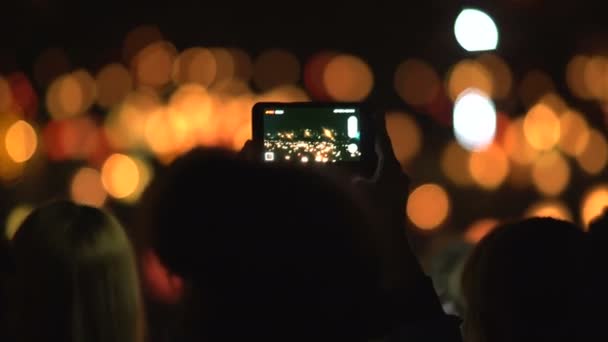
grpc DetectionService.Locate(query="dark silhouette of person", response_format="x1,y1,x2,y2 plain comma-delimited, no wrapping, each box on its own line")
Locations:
138,114,461,341
587,209,608,342
5,201,144,342
461,217,588,342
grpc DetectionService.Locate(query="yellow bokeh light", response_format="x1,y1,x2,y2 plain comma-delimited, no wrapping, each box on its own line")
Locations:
70,167,107,208
46,73,85,119
531,151,570,196
253,49,300,90
465,218,499,244
577,129,608,175
323,54,373,101
172,47,217,87
447,59,493,101
558,110,590,157
477,53,513,99
566,55,592,99
101,154,140,199
526,200,572,222
133,41,177,87
441,140,474,186
105,89,160,150
0,76,12,112
518,70,555,109
124,157,153,203
96,63,133,108
502,117,539,165
385,112,422,165
145,108,177,156
581,185,608,228
583,55,608,100
209,48,236,84
5,204,33,240
5,120,37,163
394,59,440,106
468,144,509,190
538,93,568,115
407,183,450,231
523,103,560,150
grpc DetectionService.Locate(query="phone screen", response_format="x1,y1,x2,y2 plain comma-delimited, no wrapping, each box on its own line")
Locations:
261,105,362,163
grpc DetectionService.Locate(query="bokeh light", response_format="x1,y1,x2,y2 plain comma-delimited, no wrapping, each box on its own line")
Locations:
394,59,440,106
447,60,493,101
526,200,572,221
566,55,592,99
253,49,300,90
70,167,107,207
502,117,539,165
172,47,217,87
96,63,133,109
101,154,140,199
5,120,37,163
0,76,13,112
323,54,373,101
8,73,39,120
531,151,570,196
558,110,590,157
518,70,555,109
105,89,159,150
385,111,422,165
477,53,512,99
453,89,497,151
576,129,608,175
581,185,608,228
209,48,236,85
407,183,450,231
229,48,253,81
123,25,164,64
454,8,499,52
5,204,33,240
46,73,87,120
523,103,560,150
133,41,177,87
468,143,509,190
123,157,153,203
43,116,103,162
303,51,337,100
465,218,499,243
583,55,608,100
441,140,474,186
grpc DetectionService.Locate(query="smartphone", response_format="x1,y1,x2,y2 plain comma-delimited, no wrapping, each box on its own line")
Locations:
252,102,375,174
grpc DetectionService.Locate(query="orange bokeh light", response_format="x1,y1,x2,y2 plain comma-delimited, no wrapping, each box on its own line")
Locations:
468,143,510,190
577,129,608,175
465,218,499,244
172,47,217,87
407,183,450,231
0,76,13,112
583,55,608,100
441,140,474,186
394,59,440,106
70,167,107,208
96,63,133,109
558,110,590,157
526,200,572,222
531,151,570,197
502,117,539,165
5,120,37,163
133,41,177,88
581,185,608,228
101,154,140,199
323,54,373,101
447,59,493,101
123,25,163,65
253,49,301,90
385,112,422,165
46,73,86,120
523,103,560,151
477,53,513,99
518,70,555,109
209,48,236,85
566,55,592,99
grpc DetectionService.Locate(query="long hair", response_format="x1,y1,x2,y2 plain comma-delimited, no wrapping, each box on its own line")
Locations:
8,201,144,342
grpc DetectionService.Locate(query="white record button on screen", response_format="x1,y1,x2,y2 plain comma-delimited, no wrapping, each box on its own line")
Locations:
348,143,358,153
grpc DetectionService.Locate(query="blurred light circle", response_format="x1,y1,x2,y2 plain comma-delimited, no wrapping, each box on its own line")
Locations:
229,48,253,81
468,143,509,190
518,70,555,109
441,140,474,186
5,120,37,163
502,117,538,165
385,112,422,165
70,167,107,207
71,69,97,113
558,110,590,157
453,89,497,151
526,200,572,221
476,53,512,99
123,25,163,65
407,183,450,231
258,85,311,102
0,76,13,112
33,48,71,87
465,218,499,244
531,151,570,196
96,63,133,109
144,107,176,156
5,204,33,240
253,49,300,90
577,129,608,175
581,185,608,228
105,89,160,150
46,73,85,119
43,116,101,161
539,93,568,115
7,73,39,120
523,103,560,150
101,154,140,199
124,157,153,203
394,59,440,106
454,8,499,52
566,55,592,99
447,60,494,101
172,47,217,87
133,41,177,87
323,54,373,101
209,48,236,84
304,51,337,101
583,55,608,100
232,123,252,151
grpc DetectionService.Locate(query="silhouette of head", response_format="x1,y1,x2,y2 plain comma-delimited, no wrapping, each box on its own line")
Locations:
9,201,143,342
461,217,586,342
141,148,387,341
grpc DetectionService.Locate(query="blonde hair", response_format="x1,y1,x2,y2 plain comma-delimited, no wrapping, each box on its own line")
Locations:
9,201,144,342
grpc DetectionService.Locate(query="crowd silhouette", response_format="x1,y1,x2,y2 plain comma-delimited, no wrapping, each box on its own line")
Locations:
0,113,606,341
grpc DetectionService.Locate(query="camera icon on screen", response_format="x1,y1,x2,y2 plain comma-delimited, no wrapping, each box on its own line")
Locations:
264,152,275,161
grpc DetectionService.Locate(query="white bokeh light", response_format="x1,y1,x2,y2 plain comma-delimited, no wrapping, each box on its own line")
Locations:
454,9,499,52
453,89,497,151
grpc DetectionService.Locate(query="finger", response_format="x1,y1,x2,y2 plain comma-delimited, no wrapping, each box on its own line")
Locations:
238,140,255,160
373,113,401,179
